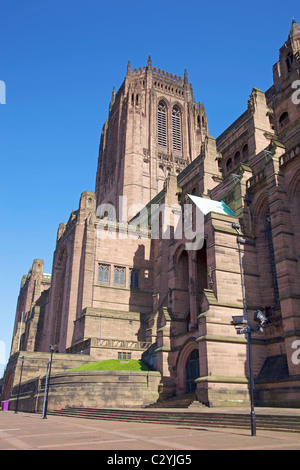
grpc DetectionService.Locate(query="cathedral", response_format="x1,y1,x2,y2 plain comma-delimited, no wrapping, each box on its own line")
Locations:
2,21,300,408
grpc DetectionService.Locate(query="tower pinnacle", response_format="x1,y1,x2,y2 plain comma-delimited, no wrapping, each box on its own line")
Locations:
184,68,188,85
289,18,300,38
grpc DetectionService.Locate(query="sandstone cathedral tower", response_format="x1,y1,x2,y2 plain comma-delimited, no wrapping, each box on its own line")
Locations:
95,56,208,218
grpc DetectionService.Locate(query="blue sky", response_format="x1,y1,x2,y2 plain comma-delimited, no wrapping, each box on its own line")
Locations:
0,0,298,377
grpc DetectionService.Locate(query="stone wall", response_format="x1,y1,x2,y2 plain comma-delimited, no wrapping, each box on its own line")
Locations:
7,369,161,412
255,377,300,408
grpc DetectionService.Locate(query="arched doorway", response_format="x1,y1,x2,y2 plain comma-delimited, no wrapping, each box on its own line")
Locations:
185,349,199,393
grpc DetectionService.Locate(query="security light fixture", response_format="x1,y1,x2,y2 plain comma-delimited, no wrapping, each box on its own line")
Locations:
231,315,247,325
253,309,268,332
254,309,268,326
232,222,241,231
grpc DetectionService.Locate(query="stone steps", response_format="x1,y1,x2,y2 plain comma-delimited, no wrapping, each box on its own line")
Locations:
144,393,197,408
48,407,300,433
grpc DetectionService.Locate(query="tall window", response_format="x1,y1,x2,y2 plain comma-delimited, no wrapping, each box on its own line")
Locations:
265,212,280,308
130,268,139,288
172,106,181,152
98,264,109,284
158,101,167,147
114,266,125,286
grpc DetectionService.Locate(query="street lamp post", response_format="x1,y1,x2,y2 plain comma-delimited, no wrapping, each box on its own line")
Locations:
232,223,268,436
14,355,25,414
232,316,267,436
246,327,256,436
42,344,55,419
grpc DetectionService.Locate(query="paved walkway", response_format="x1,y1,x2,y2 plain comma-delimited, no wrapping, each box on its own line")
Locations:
0,410,300,451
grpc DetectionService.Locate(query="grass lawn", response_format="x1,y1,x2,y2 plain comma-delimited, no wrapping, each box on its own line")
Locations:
70,359,151,372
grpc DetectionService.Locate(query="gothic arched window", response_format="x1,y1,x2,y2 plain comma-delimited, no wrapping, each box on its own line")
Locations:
226,157,233,172
98,264,109,284
242,144,249,160
234,151,240,165
114,266,125,286
172,105,181,152
129,268,139,289
286,52,293,73
158,101,167,147
279,111,289,128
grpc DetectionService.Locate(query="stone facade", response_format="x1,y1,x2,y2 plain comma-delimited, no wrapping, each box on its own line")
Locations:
2,21,300,408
